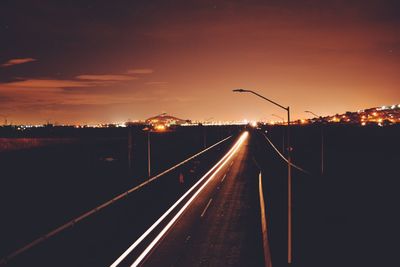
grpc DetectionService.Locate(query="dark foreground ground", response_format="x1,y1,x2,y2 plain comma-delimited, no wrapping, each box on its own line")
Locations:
0,126,240,266
254,124,400,267
1,124,399,266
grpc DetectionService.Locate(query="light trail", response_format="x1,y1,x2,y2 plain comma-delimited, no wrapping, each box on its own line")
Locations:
129,132,248,267
110,132,248,267
259,172,272,267
1,135,233,266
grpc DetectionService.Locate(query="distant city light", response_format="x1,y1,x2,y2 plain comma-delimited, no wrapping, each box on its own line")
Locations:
331,117,340,122
2,103,400,129
154,124,167,131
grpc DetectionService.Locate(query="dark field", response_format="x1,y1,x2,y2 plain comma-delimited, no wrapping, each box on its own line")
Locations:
0,126,239,266
254,124,400,267
1,124,399,266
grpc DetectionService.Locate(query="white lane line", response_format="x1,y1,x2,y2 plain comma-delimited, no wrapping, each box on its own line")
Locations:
110,132,248,267
220,174,227,183
230,161,234,167
259,172,272,267
128,132,248,267
200,198,213,218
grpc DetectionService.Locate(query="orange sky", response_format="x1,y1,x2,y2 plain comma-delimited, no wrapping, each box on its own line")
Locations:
1,1,399,124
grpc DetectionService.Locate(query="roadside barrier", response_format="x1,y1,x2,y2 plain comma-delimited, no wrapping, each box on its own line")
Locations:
262,133,311,175
0,135,232,265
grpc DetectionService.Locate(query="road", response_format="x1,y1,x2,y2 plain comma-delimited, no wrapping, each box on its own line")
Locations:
111,131,266,267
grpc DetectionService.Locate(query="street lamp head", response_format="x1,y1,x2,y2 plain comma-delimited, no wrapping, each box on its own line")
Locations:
233,88,247,93
304,110,321,118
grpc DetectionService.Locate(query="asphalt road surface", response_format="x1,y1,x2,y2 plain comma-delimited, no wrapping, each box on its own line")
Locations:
112,131,266,267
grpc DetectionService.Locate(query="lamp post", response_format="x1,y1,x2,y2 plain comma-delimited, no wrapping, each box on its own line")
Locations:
142,127,152,178
128,126,133,170
271,113,285,154
147,130,151,178
305,110,324,176
203,117,214,149
233,88,293,264
144,125,170,179
0,114,8,125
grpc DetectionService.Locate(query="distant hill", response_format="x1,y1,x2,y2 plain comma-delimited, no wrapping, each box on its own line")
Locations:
145,113,189,126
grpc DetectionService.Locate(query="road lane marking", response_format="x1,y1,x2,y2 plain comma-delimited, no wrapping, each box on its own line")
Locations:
230,161,234,167
220,174,227,183
200,198,213,218
127,132,248,267
110,132,248,267
252,156,261,170
259,172,272,267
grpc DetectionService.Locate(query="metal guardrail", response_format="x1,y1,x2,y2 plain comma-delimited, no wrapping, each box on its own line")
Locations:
0,135,233,265
262,133,311,175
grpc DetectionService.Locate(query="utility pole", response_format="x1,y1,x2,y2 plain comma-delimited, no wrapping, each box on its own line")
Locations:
305,110,324,176
203,125,207,149
272,113,285,154
147,130,151,178
128,127,133,171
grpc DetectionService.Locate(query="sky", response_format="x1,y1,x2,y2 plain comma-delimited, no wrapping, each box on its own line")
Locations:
1,0,399,124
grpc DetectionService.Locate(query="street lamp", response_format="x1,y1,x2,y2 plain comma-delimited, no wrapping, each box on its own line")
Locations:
142,127,154,179
233,88,293,264
143,125,171,178
305,110,324,176
271,114,285,154
128,126,133,171
304,110,320,119
0,114,8,125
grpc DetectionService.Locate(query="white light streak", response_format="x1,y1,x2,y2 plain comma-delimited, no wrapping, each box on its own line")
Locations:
130,132,247,267
110,132,248,267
